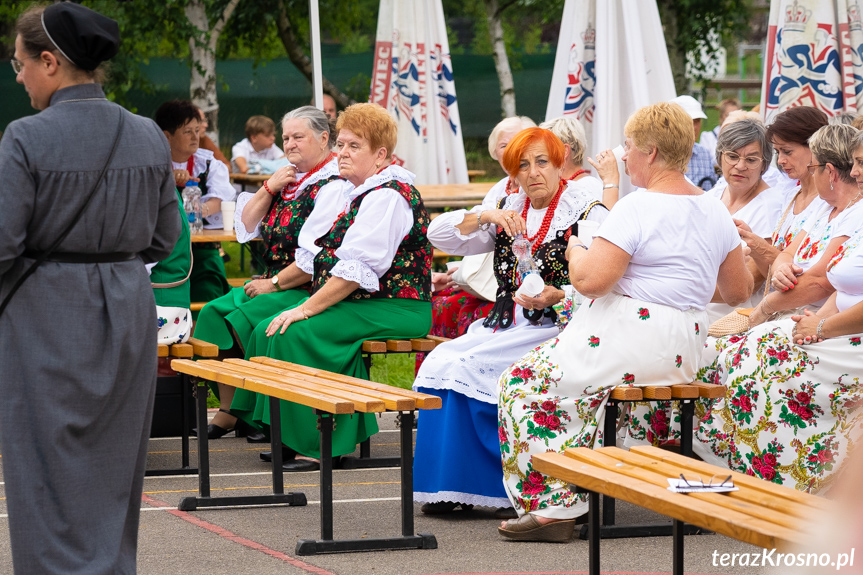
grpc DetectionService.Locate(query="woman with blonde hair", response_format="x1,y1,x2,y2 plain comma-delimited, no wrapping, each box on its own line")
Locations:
230,103,433,470
498,102,752,542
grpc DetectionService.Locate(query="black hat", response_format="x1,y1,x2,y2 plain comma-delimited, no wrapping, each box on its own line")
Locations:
41,2,119,71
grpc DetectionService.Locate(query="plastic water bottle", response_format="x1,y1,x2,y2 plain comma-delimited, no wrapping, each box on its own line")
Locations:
182,181,203,233
512,235,538,283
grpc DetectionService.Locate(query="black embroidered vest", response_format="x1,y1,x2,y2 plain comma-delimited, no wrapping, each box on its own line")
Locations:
312,180,432,301
482,198,604,329
258,175,342,279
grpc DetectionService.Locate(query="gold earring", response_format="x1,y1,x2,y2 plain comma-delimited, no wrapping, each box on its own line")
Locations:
376,163,381,168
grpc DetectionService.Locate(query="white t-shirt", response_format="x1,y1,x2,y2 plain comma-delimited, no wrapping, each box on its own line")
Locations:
172,148,236,229
230,138,283,170
597,191,741,311
826,225,863,312
707,182,784,239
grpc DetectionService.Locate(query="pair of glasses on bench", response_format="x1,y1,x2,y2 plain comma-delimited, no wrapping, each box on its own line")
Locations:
668,473,736,493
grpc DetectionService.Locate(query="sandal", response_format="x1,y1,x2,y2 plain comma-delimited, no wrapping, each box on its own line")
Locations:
498,514,575,543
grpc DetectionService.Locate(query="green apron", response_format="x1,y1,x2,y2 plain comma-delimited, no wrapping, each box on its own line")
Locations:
151,190,192,308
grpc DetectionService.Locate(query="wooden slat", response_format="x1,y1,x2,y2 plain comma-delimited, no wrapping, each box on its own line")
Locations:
226,277,251,288
386,340,413,352
187,337,219,358
206,360,390,412
170,359,354,414
532,451,807,550
690,382,727,399
157,344,170,358
190,302,206,312
362,340,387,353
630,446,831,512
610,387,642,401
221,358,414,410
642,386,672,400
670,384,700,399
579,447,818,523
169,343,194,358
410,338,437,352
425,335,452,346
249,357,442,410
565,448,803,530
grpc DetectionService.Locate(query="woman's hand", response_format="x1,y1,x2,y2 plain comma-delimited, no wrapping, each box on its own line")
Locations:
791,309,821,344
483,209,526,237
432,269,457,292
266,164,297,193
771,261,803,291
514,285,565,310
586,150,620,186
173,169,198,187
244,278,276,299
265,306,305,336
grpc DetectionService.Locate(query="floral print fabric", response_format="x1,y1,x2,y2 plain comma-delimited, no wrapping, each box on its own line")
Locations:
499,292,708,519
694,319,863,492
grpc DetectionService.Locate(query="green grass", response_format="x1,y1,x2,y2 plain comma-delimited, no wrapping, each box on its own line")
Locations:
369,353,419,390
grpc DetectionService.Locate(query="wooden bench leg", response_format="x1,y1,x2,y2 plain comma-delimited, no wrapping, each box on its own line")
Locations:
589,490,601,575
145,371,199,477
178,386,307,511
679,399,694,457
296,409,437,555
673,518,685,575
601,399,618,526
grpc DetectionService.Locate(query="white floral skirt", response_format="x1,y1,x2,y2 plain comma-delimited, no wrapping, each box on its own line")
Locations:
156,306,192,345
498,292,707,519
694,319,863,493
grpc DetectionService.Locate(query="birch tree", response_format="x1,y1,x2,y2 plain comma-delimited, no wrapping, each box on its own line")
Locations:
483,0,516,118
186,0,242,145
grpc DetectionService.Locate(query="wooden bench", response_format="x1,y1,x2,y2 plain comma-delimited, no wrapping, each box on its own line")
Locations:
533,445,828,575
595,383,727,537
149,337,219,476
170,356,441,555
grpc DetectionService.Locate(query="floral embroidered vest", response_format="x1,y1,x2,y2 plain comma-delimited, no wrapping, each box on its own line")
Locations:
483,198,603,330
312,180,432,301
258,175,342,279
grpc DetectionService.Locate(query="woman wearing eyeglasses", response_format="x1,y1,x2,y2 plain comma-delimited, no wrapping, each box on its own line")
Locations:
705,119,784,323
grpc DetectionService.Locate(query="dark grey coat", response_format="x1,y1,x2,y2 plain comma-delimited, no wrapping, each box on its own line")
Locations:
0,83,179,574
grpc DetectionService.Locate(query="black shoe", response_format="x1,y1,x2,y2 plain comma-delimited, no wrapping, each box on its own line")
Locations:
282,459,319,472
420,501,474,514
260,446,298,463
245,430,268,443
206,423,235,440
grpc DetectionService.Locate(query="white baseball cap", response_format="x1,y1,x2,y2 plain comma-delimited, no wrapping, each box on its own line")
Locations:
669,95,707,120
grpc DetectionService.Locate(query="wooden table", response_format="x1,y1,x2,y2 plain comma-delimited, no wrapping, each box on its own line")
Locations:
533,446,829,575
417,182,494,210
189,228,240,243
466,169,486,182
229,172,269,192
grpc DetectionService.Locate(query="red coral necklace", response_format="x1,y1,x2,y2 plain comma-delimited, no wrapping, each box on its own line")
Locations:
282,152,336,200
567,169,587,181
519,179,565,253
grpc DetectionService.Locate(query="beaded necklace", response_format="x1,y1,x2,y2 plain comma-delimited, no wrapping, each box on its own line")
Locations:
519,179,566,254
566,168,588,181
282,152,336,200
505,177,518,195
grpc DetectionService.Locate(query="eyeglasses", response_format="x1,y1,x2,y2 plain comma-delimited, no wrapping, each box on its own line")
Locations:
723,152,763,169
10,55,37,74
807,163,826,175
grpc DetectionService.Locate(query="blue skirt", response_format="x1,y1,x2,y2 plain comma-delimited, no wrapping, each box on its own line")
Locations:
413,387,510,508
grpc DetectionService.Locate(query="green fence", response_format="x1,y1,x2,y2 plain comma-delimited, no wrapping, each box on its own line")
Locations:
1,45,555,145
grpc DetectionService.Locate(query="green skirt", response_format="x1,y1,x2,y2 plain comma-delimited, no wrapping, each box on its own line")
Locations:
232,297,432,458
190,245,230,310
193,286,307,352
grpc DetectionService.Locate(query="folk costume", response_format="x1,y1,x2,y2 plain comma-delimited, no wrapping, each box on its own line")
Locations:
235,165,433,458
0,78,179,575
193,156,343,353
171,148,234,304
498,192,739,520
413,178,607,509
149,188,192,344
694,220,863,493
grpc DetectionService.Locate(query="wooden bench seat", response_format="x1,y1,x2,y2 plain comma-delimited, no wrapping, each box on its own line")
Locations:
170,356,441,556
533,446,826,575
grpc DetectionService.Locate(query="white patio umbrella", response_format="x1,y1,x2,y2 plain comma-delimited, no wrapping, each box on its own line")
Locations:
369,0,470,185
761,0,861,124
545,0,676,196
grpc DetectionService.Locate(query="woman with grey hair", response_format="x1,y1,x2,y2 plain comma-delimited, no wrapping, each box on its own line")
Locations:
193,105,344,443
540,116,610,206
694,123,863,492
705,119,785,322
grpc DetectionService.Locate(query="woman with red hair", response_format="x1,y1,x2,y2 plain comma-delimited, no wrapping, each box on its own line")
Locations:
413,127,608,516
